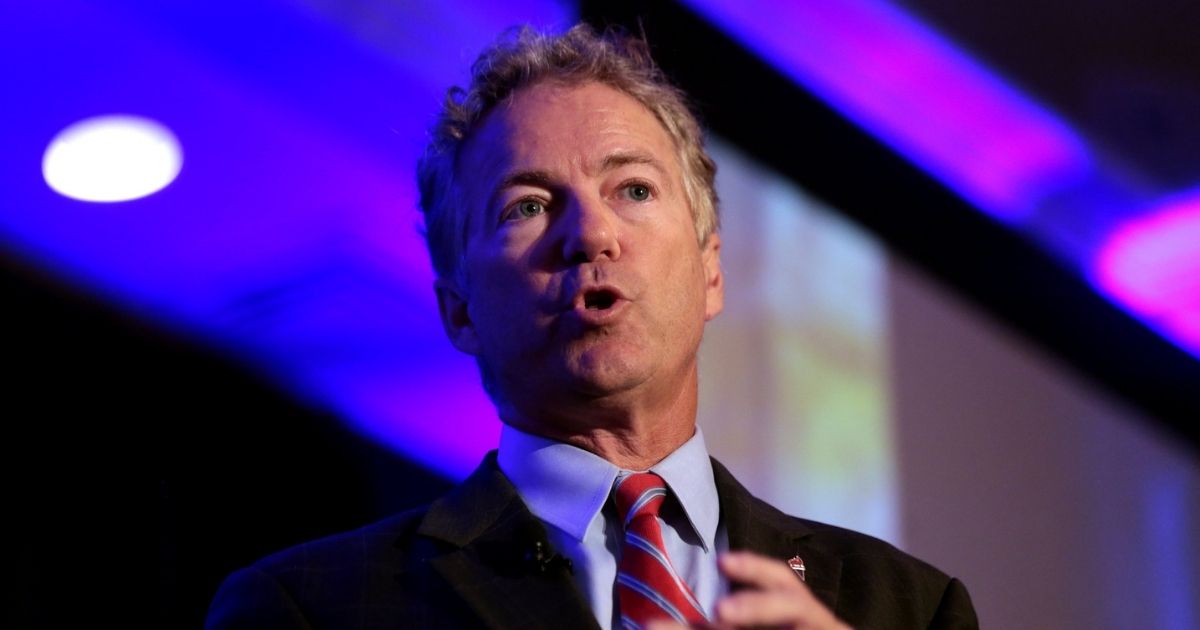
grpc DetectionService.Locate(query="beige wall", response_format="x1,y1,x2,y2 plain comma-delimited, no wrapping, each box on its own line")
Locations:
889,255,1200,629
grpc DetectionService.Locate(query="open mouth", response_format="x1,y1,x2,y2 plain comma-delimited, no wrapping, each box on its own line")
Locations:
583,289,618,310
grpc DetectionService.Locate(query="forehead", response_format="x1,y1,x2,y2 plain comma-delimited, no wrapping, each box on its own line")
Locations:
458,81,680,182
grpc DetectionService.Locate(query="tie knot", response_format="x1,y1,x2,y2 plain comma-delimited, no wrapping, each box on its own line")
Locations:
614,472,668,526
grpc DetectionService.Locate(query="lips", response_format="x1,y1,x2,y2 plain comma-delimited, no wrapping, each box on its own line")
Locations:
567,284,629,325
583,288,618,310
571,284,627,311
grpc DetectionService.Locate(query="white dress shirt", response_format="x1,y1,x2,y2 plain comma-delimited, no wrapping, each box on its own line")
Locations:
497,424,729,630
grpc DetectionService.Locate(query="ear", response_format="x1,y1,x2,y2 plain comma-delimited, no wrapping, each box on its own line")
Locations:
434,278,481,356
701,232,724,321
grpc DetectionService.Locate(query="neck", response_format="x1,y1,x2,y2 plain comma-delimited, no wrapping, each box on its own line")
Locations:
501,367,699,470
558,418,696,471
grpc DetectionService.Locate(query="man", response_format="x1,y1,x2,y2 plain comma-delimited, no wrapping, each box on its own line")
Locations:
207,24,977,629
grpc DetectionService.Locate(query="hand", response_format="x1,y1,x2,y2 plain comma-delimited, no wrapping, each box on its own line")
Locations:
647,551,852,630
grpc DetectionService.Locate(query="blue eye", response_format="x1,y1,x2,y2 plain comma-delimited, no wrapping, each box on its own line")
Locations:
624,183,652,201
514,199,545,219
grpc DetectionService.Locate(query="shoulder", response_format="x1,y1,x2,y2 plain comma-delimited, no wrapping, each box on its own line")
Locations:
712,459,977,629
800,519,978,630
713,456,947,578
792,513,979,624
205,454,520,630
253,507,428,575
763,504,977,629
205,507,433,630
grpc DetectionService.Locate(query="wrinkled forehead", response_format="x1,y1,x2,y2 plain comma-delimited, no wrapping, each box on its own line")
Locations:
456,81,681,189
455,103,521,190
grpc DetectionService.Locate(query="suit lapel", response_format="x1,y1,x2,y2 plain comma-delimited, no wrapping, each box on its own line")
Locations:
712,458,842,611
407,452,842,627
415,452,600,630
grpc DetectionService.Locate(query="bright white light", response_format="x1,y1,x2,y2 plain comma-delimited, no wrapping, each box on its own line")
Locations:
43,115,183,202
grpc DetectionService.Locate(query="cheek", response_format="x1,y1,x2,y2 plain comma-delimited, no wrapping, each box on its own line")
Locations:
471,256,532,300
464,255,542,325
648,250,708,321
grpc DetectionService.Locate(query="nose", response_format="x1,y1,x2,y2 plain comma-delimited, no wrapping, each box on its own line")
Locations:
559,193,621,264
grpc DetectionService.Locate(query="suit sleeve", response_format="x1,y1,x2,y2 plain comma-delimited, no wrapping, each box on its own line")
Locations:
204,566,314,630
927,577,979,630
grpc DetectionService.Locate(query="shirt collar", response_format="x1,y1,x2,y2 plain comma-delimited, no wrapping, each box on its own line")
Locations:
497,424,720,552
647,428,719,553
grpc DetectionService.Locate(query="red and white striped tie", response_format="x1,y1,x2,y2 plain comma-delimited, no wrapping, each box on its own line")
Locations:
614,472,707,629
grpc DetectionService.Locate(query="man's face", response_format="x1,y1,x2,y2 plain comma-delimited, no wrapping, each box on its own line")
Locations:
438,81,723,427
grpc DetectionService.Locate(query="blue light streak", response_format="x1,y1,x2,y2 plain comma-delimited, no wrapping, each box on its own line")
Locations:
680,0,1093,222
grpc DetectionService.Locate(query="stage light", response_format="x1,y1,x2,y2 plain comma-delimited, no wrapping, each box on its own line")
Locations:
1097,191,1200,356
43,115,183,203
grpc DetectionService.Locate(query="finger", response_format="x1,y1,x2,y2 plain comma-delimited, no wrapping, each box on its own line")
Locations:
716,590,840,629
719,551,808,592
645,620,727,630
716,590,803,625
645,621,690,630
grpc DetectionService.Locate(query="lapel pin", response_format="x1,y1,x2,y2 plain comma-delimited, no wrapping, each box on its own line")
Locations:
787,556,806,583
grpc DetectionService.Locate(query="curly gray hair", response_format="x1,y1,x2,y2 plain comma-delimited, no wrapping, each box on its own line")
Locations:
416,23,719,287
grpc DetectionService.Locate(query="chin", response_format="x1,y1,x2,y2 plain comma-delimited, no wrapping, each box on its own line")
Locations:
561,354,649,398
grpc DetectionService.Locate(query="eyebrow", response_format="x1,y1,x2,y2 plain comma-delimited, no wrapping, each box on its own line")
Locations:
600,150,670,179
495,169,556,195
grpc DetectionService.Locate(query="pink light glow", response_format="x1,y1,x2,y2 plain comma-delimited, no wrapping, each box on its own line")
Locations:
1097,193,1200,357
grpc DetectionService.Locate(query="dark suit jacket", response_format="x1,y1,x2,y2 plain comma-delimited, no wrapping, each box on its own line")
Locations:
206,453,977,629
